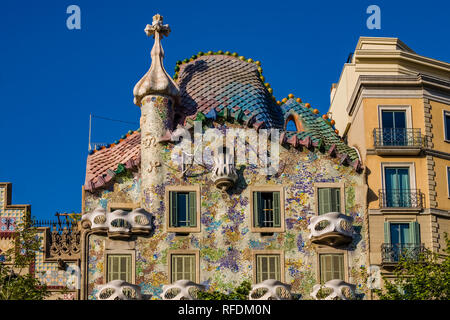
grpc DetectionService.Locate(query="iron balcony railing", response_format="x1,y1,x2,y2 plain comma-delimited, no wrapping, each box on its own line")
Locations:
373,128,423,148
381,243,425,263
379,189,423,209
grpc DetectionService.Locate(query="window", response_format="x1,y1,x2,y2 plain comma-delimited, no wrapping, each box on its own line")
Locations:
107,202,138,212
166,186,200,233
319,254,344,283
107,254,132,282
171,254,196,282
286,120,298,132
169,191,196,228
317,188,341,214
253,191,281,229
447,167,450,198
444,111,450,141
383,221,421,262
255,254,280,283
384,167,411,207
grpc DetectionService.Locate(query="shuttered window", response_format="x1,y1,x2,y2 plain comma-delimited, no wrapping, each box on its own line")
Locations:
171,254,196,282
319,254,344,284
318,188,341,214
256,254,280,283
253,192,281,228
107,254,132,282
169,191,197,228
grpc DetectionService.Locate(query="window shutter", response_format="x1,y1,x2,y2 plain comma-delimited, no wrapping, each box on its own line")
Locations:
188,192,197,227
409,222,420,245
273,192,281,227
253,192,262,227
318,188,331,214
170,191,178,227
384,222,390,243
331,188,341,212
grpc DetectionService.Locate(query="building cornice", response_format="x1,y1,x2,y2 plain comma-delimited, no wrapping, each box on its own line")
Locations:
346,74,450,116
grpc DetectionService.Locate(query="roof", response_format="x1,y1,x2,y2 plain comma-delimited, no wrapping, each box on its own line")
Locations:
84,131,141,191
84,53,362,191
175,53,284,129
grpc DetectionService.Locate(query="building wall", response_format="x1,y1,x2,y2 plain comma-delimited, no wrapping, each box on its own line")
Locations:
83,133,367,300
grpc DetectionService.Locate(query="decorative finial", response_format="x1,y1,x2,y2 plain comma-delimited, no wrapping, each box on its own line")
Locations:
133,14,179,107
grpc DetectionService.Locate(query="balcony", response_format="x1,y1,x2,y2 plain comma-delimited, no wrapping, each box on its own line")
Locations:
378,189,423,212
381,243,425,266
373,128,423,155
308,212,354,247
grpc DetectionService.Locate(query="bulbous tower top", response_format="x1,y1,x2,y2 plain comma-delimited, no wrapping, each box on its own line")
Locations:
133,14,180,107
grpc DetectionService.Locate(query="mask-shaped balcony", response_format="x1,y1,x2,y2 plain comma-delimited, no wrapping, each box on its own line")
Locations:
211,147,238,191
81,207,153,238
308,212,353,246
162,280,205,300
311,279,356,300
248,279,292,300
96,280,142,300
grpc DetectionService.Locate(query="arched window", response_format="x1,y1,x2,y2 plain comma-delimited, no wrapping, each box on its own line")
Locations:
286,119,298,132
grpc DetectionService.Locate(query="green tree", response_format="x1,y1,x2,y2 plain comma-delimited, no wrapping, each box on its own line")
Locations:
373,234,450,300
0,219,49,300
197,280,252,300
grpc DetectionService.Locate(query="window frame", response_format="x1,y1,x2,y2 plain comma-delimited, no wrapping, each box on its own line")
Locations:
314,182,345,215
104,250,136,284
444,110,450,142
377,105,413,130
249,186,285,233
107,202,140,212
315,247,348,284
252,250,285,283
380,162,416,194
168,250,200,283
447,166,450,198
165,185,201,233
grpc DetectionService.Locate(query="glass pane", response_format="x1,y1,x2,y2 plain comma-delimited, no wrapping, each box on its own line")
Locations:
394,111,406,129
177,193,188,226
445,114,450,140
261,193,274,227
382,111,394,128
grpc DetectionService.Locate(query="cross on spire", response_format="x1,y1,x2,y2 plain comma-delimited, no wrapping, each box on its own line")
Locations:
144,14,171,39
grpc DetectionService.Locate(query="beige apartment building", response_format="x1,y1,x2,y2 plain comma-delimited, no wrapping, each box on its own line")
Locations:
329,37,450,289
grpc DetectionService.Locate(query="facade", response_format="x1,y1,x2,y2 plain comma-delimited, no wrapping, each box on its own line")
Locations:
79,15,368,300
328,37,450,293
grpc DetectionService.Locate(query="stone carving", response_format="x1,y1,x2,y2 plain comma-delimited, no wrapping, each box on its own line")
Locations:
308,212,353,246
310,279,356,300
81,207,152,235
211,147,238,190
162,280,205,300
146,161,161,173
133,14,180,107
49,227,81,258
248,279,292,300
96,280,142,300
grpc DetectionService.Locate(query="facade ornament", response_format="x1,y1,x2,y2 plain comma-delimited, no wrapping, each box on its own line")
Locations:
49,227,81,257
147,161,161,173
248,279,292,300
133,14,180,107
81,207,153,236
162,280,205,300
308,212,353,246
96,280,142,300
211,147,238,190
310,279,356,300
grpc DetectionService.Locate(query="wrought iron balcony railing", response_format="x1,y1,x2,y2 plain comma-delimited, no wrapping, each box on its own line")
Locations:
381,243,425,264
378,189,423,209
373,128,423,148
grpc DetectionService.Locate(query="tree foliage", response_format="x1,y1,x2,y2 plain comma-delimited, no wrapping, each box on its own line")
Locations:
197,280,252,300
373,234,450,300
0,219,49,300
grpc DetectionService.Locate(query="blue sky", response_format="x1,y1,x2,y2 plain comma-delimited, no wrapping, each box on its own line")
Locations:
1,0,449,220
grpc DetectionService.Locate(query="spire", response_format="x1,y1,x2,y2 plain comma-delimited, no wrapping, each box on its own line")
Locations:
133,14,180,107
